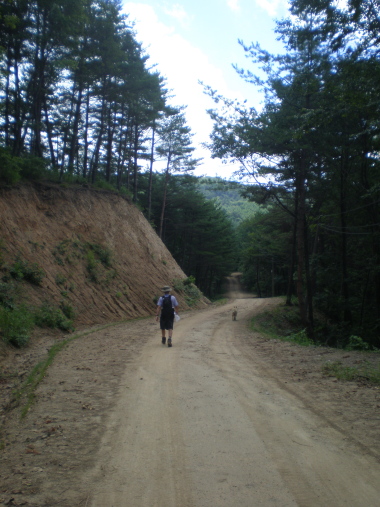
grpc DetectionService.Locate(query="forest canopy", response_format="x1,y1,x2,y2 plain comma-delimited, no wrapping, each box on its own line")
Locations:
2,0,380,348
0,0,235,299
205,0,380,348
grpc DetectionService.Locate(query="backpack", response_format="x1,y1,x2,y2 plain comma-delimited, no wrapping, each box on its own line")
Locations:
161,294,174,318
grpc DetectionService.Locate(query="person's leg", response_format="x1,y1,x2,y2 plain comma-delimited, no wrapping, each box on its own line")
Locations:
168,318,174,346
160,318,166,344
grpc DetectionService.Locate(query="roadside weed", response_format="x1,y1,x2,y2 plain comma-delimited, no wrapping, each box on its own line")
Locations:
322,360,380,385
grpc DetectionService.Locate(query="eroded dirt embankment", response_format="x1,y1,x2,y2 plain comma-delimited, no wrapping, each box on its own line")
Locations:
0,182,208,326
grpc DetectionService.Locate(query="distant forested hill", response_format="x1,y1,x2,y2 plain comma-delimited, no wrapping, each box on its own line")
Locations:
197,177,259,224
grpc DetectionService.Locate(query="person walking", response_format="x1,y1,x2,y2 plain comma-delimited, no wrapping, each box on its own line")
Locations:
156,286,179,347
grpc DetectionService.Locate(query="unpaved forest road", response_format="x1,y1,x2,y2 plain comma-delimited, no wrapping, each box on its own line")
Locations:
1,275,380,506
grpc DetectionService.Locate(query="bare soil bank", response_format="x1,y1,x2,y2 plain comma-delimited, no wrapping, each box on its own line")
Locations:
0,182,208,326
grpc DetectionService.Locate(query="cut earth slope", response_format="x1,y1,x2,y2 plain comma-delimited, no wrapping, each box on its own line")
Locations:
0,182,208,326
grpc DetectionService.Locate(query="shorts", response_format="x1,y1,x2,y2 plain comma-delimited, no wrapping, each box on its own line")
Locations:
160,315,174,330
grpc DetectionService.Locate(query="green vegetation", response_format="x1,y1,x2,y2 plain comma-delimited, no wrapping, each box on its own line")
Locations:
9,257,45,285
53,239,113,284
55,273,67,286
0,148,47,185
33,302,74,332
15,323,121,418
251,303,304,342
204,0,380,350
2,0,379,356
0,280,17,310
140,174,237,298
252,313,315,347
172,277,203,307
197,177,260,225
0,237,118,348
59,301,76,321
0,305,34,347
322,361,380,385
87,243,112,268
0,247,76,345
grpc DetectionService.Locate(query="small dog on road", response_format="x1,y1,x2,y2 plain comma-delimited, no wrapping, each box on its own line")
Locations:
232,307,237,321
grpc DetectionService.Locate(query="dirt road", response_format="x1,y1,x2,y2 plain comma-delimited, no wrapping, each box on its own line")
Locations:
1,276,380,506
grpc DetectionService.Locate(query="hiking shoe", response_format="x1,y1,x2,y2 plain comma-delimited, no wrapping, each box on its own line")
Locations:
162,337,166,345
168,338,172,347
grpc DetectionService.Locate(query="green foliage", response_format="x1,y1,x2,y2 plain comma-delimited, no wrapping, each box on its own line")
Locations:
0,0,168,189
0,281,16,309
204,4,380,349
87,243,112,268
251,304,315,346
18,156,48,181
0,148,48,184
197,177,260,225
16,322,121,418
237,207,292,297
0,306,34,347
286,329,314,347
346,336,370,351
34,302,74,332
55,273,67,285
322,361,380,385
86,250,99,282
52,239,113,284
59,301,76,320
0,148,21,184
94,180,117,192
172,278,202,307
141,173,237,298
9,258,45,285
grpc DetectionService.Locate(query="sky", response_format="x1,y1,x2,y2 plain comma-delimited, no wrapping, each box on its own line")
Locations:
121,0,290,180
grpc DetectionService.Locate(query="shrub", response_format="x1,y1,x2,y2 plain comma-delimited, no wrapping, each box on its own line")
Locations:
172,278,202,307
0,306,34,347
9,259,24,281
0,281,16,309
34,302,74,332
94,180,116,192
10,258,45,285
59,301,76,320
18,155,48,181
0,148,21,185
183,276,196,286
0,149,48,184
55,273,67,285
86,250,99,282
346,335,370,351
285,328,314,346
87,243,112,267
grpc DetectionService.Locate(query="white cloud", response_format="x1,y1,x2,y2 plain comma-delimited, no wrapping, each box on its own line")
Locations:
227,0,240,12
164,3,192,28
122,2,244,177
255,0,287,17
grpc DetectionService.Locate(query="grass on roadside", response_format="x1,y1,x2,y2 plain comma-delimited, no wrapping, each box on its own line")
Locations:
250,302,312,345
14,322,126,419
322,360,380,385
251,300,380,385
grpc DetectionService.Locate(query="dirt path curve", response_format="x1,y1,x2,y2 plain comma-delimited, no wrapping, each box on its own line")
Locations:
1,274,380,506
83,276,379,507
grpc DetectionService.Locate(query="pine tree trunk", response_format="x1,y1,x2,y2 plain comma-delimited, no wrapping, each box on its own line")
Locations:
159,156,171,239
148,123,156,220
295,157,308,330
